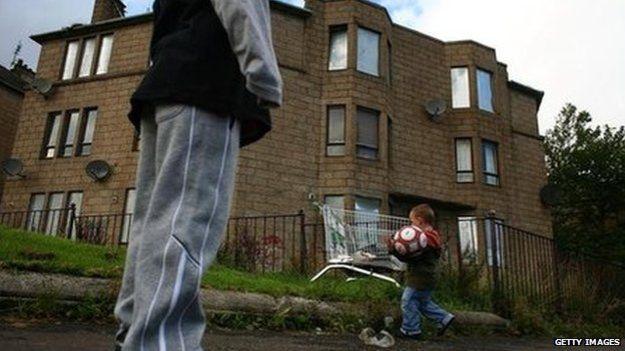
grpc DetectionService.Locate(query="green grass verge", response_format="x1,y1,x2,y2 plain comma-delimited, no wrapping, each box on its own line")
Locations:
0,226,401,304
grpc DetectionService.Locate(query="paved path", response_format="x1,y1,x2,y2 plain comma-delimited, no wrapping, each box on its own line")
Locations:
0,321,564,351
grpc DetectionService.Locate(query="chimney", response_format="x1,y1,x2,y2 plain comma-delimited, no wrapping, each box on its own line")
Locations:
91,0,126,23
11,59,36,83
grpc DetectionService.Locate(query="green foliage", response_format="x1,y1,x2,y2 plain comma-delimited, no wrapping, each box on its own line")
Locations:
0,226,125,278
544,103,625,262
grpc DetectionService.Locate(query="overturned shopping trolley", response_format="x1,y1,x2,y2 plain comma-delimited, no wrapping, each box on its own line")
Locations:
310,205,409,287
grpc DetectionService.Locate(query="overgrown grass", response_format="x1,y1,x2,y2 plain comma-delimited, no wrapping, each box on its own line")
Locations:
0,226,125,278
3,226,622,335
0,226,401,304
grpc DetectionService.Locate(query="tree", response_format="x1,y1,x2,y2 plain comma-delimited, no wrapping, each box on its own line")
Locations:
544,103,625,262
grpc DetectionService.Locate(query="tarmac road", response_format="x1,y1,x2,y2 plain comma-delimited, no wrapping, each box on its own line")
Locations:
0,321,586,351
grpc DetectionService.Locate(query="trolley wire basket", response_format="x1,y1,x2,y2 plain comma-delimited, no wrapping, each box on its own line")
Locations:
310,204,409,287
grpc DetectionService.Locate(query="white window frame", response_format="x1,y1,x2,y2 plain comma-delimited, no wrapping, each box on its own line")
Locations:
62,40,80,80
451,67,470,108
43,112,63,159
78,37,97,77
326,105,346,156
477,68,494,112
26,193,46,232
45,192,65,236
328,26,348,71
96,34,114,75
455,138,474,183
357,27,380,76
458,216,479,262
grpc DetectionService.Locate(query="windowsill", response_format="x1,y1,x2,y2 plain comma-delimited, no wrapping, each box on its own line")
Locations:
38,154,92,161
356,156,381,165
328,68,349,73
355,70,382,80
54,68,148,86
450,107,499,117
478,108,496,116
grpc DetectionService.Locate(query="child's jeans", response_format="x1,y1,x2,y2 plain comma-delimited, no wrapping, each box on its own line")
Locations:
400,287,454,335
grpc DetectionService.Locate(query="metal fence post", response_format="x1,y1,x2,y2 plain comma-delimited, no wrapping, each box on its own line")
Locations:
67,203,77,240
551,241,563,313
298,210,307,273
487,214,502,313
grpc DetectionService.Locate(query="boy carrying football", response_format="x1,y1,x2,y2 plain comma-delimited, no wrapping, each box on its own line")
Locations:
386,204,455,340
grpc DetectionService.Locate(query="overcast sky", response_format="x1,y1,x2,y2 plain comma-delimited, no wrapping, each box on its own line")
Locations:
1,0,623,134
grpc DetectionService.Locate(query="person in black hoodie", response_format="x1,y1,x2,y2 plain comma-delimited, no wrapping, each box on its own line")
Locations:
114,1,282,350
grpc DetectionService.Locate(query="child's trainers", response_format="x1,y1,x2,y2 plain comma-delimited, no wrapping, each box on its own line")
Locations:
399,330,422,340
437,315,455,336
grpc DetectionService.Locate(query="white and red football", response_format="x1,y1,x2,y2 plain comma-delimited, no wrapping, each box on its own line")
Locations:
392,225,427,256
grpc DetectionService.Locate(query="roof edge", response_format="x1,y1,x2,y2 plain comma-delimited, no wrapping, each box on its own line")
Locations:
31,0,311,44
31,13,154,43
508,80,544,109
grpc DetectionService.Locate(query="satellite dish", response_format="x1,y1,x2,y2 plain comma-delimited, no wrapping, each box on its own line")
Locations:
540,184,562,207
32,78,55,98
425,99,447,122
86,160,112,182
1,158,25,178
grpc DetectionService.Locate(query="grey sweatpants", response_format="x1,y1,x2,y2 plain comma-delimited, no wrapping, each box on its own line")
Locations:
114,104,240,351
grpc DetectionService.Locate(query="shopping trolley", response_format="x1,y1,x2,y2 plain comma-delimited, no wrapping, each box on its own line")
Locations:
310,204,410,287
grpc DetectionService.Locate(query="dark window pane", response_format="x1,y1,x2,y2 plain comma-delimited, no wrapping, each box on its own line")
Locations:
482,140,499,185
357,108,379,159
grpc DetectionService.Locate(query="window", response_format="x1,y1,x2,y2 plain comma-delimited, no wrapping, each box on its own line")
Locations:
60,111,80,157
324,195,344,210
43,113,63,158
356,107,379,159
326,106,346,156
387,117,393,165
455,138,474,183
121,188,137,244
45,193,64,236
355,196,380,214
328,26,348,71
482,140,499,186
78,38,97,77
387,41,392,84
26,194,46,232
66,191,83,239
451,67,470,108
78,109,98,156
96,34,114,75
354,196,381,248
477,68,493,112
62,40,80,80
485,218,504,267
62,35,114,79
357,27,380,76
458,217,478,262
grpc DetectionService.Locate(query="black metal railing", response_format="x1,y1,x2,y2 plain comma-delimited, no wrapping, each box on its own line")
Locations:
2,206,623,319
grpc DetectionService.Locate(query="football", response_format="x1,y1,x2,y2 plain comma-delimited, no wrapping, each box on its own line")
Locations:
392,225,428,256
